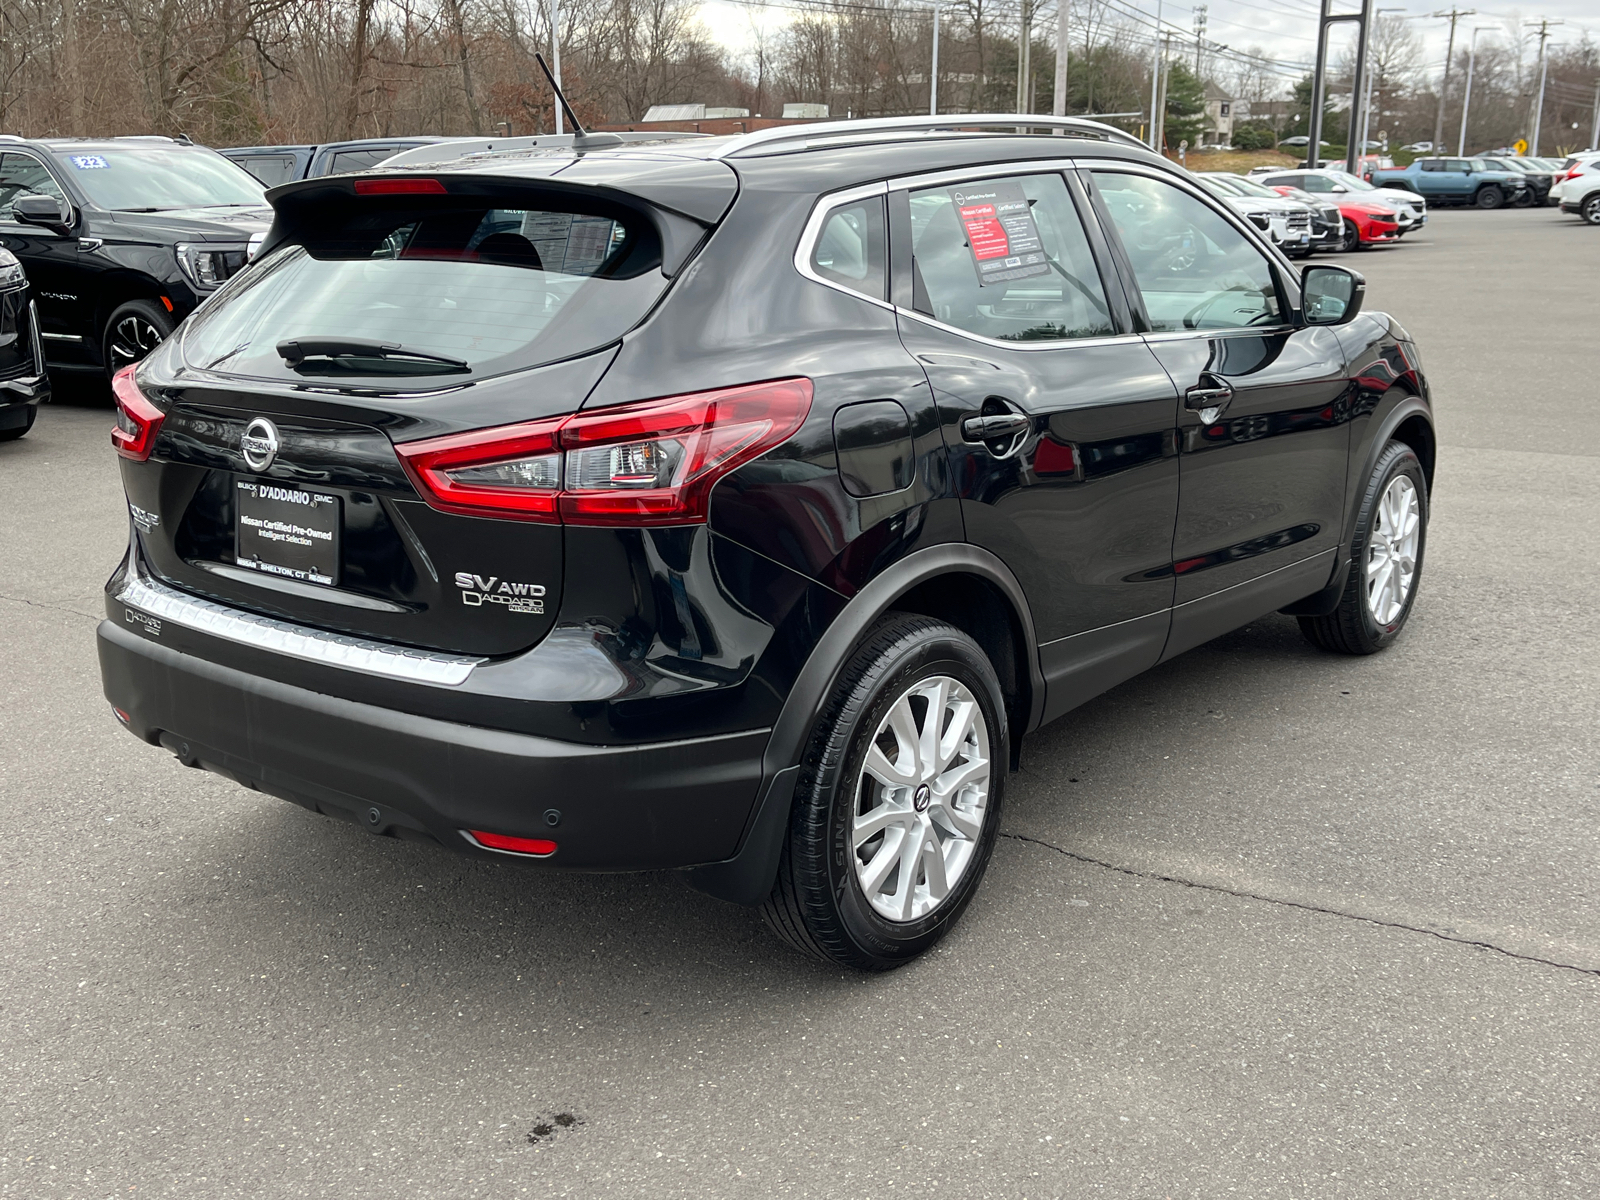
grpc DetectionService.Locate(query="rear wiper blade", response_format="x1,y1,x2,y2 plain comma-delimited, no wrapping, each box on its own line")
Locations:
276,338,469,372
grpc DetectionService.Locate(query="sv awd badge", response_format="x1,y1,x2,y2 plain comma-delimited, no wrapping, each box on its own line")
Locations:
454,572,546,614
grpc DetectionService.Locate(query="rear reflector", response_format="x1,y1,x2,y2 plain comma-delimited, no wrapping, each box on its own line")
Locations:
467,830,558,856
110,365,166,461
353,177,448,195
395,378,813,526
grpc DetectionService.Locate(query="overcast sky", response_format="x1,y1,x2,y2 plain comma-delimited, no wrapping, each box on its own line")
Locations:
698,0,1600,97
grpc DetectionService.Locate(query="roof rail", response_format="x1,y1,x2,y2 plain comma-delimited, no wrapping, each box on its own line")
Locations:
0,134,28,143
710,114,1151,158
379,130,710,170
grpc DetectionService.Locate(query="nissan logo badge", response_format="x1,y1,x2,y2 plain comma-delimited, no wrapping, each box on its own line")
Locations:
241,417,280,472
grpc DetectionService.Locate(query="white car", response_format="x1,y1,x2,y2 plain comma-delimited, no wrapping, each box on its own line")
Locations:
1552,153,1600,223
1192,173,1314,255
1252,168,1428,235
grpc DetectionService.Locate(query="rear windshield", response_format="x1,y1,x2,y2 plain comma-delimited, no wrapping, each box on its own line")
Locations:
181,198,667,383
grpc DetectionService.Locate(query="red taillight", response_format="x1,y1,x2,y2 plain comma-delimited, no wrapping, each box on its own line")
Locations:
110,365,165,461
394,378,813,526
353,177,448,195
394,417,565,520
468,830,558,856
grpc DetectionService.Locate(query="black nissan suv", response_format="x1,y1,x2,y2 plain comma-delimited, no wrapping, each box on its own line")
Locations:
0,135,270,379
98,117,1436,970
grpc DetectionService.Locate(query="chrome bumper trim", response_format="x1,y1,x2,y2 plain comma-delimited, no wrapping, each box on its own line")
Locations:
116,572,483,686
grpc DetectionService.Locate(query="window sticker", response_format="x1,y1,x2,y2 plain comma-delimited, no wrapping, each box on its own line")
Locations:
70,155,109,169
952,180,1051,286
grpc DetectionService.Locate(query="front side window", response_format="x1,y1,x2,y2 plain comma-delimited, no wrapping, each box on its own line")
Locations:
1093,171,1282,334
809,199,886,300
0,154,65,222
906,172,1114,343
181,200,664,383
45,146,263,210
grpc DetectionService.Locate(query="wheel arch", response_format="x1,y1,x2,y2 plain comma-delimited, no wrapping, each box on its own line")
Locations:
684,543,1045,906
93,279,179,364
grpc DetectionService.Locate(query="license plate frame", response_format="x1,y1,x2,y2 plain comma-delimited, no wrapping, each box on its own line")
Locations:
233,477,342,587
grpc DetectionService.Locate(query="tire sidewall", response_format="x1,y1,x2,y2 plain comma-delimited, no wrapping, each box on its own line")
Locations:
102,299,175,379
1476,186,1503,210
819,629,1007,964
1350,445,1428,648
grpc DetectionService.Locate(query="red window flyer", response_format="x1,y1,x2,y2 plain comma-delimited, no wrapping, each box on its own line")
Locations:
951,180,1052,287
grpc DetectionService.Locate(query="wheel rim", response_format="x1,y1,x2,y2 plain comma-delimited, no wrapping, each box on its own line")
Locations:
1365,475,1421,626
108,315,165,370
851,674,991,924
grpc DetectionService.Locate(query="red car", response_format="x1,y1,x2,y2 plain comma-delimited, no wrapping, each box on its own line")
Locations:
1268,186,1398,252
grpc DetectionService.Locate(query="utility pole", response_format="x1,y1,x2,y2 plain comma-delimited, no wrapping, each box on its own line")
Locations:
930,0,942,115
1591,79,1600,150
1052,0,1069,118
1148,0,1164,148
1525,19,1561,156
1016,0,1033,113
1430,8,1473,154
1193,5,1207,77
1153,33,1172,153
1457,27,1481,155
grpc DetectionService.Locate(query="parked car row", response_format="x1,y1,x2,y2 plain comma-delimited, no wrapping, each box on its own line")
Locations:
1236,166,1429,252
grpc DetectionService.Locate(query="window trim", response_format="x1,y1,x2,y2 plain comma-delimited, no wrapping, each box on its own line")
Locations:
792,181,895,313
798,163,1144,354
1082,160,1302,339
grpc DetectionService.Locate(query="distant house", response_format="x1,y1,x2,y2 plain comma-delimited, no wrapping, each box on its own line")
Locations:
640,104,751,121
1202,82,1235,148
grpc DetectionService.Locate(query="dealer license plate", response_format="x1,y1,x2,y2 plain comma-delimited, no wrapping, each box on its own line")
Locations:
234,478,341,586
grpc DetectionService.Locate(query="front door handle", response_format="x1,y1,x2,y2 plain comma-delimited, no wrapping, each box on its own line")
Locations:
961,412,1030,442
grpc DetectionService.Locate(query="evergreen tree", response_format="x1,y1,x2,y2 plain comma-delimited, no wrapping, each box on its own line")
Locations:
1162,60,1206,149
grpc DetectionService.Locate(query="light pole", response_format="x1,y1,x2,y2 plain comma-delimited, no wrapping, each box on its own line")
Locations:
1052,0,1069,119
1148,0,1163,148
1456,27,1481,155
550,0,563,134
930,0,942,115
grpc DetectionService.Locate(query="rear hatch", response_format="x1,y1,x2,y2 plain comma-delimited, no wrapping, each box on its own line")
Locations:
120,160,736,658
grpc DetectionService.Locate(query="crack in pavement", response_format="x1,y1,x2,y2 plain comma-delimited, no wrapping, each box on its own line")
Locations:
1001,831,1600,979
0,592,102,623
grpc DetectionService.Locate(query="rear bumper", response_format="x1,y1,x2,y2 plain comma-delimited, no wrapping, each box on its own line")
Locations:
98,617,770,870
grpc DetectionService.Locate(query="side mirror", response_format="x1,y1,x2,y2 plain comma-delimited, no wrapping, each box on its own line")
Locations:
1331,184,1348,193
12,193,73,234
1302,264,1365,326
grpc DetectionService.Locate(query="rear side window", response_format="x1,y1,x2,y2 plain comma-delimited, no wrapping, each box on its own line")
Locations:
809,199,886,301
905,172,1114,343
181,197,667,383
327,148,397,174
239,155,300,187
1420,161,1443,172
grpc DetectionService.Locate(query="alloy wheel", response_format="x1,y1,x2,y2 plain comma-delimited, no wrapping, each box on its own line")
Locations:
851,674,991,923
1366,475,1421,626
1584,196,1600,225
108,315,165,370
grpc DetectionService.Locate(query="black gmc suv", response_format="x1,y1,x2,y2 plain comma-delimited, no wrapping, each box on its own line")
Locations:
98,117,1435,970
0,136,270,379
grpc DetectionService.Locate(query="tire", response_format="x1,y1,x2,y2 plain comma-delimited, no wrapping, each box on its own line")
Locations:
1298,440,1428,656
102,300,174,379
1339,219,1362,252
761,613,1008,970
0,406,35,442
1512,188,1534,208
1475,186,1505,210
1583,195,1600,226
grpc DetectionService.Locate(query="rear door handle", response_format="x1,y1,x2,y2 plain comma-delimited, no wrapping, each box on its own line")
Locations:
1184,378,1235,422
961,412,1031,442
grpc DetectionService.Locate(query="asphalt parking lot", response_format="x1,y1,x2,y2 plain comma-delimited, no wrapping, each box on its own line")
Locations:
3,205,1598,1198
